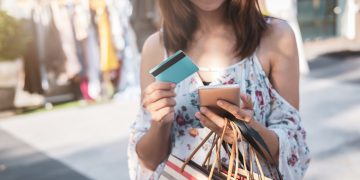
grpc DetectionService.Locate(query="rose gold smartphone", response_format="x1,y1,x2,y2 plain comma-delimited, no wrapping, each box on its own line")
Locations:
198,84,240,117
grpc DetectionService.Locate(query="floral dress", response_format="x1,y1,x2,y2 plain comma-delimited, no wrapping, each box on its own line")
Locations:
128,53,311,180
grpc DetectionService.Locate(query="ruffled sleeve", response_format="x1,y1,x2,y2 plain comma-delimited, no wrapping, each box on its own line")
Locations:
127,107,166,180
266,90,311,180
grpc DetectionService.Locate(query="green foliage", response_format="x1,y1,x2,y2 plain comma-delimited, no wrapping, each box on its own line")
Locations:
0,10,30,61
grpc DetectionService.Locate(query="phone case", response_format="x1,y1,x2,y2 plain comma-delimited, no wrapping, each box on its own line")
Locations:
198,84,240,117
149,50,199,84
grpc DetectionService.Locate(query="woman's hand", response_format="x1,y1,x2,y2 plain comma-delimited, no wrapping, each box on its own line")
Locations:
137,82,176,170
142,82,177,124
195,93,254,143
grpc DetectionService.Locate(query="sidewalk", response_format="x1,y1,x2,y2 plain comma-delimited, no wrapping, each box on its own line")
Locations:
301,77,360,179
301,51,360,179
0,100,139,180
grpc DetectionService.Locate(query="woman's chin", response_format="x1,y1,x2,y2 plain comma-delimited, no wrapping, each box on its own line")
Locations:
190,0,226,12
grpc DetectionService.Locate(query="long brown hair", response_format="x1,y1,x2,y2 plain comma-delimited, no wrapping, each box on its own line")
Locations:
158,0,267,59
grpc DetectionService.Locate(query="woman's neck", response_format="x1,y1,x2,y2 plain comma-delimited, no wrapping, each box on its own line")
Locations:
195,3,228,33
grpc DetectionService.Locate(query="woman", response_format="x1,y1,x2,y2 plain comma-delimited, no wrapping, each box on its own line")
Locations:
128,0,310,179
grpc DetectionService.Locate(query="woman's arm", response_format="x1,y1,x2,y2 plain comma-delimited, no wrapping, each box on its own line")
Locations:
136,115,173,170
135,32,176,170
252,18,300,163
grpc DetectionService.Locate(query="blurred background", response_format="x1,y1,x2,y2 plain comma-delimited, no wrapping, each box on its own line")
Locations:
0,0,359,179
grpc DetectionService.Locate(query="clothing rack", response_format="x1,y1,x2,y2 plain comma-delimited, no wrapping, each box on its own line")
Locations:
22,0,139,105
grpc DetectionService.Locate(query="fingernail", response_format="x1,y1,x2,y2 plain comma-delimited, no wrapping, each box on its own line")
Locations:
200,107,207,113
195,112,201,118
217,100,223,106
171,83,176,88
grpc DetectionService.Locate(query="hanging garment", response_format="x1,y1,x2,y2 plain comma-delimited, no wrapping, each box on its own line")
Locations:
23,4,53,94
81,26,102,100
72,0,102,100
90,0,119,73
23,16,44,94
51,2,81,79
106,0,126,53
79,76,92,101
44,6,67,82
108,0,141,99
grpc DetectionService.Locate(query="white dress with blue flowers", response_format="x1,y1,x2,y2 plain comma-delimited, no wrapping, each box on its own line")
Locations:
128,53,310,180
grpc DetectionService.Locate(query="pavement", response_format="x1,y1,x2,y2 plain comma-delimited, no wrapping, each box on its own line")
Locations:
0,54,359,180
0,101,139,180
302,52,360,180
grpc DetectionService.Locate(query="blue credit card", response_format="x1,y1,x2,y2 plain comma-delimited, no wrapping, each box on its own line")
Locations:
149,50,199,84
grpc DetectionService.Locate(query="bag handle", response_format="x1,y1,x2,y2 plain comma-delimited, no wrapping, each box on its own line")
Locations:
180,117,283,180
181,131,215,171
234,120,283,180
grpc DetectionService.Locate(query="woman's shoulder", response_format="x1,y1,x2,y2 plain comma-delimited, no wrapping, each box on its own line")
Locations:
141,31,166,73
260,18,297,63
263,18,296,47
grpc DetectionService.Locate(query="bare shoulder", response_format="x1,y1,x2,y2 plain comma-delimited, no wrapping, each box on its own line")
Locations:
266,18,295,38
140,32,166,91
262,18,297,58
262,18,298,61
141,31,165,69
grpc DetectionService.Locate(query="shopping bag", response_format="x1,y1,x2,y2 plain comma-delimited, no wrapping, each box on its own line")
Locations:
160,119,282,180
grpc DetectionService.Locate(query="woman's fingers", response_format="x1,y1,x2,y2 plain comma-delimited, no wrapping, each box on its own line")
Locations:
142,90,176,107
142,82,176,109
151,107,175,122
147,98,176,112
199,107,225,128
217,94,254,124
195,112,221,133
144,82,175,95
195,111,236,143
217,100,243,119
240,93,253,109
141,82,177,123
